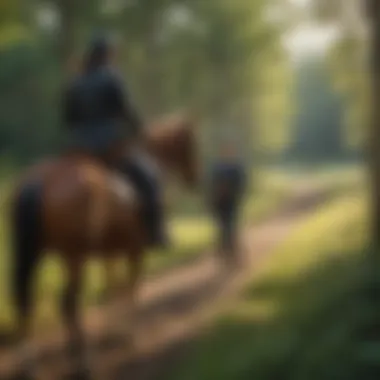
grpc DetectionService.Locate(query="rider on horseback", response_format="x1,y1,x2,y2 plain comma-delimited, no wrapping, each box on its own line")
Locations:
63,34,168,249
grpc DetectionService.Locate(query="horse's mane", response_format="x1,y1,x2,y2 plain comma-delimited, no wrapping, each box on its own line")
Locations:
146,112,193,141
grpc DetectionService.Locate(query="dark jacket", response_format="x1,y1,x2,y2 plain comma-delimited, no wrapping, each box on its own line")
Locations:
209,160,246,211
63,66,142,154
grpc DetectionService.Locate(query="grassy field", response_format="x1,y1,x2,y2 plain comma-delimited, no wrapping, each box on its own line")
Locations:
170,187,369,380
0,166,364,333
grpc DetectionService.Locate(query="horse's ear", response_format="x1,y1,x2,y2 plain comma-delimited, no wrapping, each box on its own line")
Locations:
183,108,200,129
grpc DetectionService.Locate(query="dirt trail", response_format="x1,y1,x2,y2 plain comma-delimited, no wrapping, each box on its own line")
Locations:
0,184,332,380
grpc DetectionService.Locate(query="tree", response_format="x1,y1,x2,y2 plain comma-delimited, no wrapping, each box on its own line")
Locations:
311,1,380,248
0,0,291,169
286,57,345,163
366,0,380,251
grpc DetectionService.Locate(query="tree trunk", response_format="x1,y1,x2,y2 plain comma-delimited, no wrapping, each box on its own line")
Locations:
56,0,77,74
367,0,380,254
366,4,380,338
142,16,163,119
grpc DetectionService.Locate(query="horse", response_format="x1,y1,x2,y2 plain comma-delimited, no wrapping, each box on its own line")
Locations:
9,113,198,377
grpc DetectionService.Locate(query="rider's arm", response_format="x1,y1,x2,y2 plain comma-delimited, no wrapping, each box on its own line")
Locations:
109,74,143,137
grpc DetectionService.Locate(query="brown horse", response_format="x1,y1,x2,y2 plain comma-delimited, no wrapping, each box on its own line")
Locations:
10,113,198,377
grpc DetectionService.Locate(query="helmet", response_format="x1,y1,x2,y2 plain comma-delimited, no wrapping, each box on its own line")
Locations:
84,32,116,70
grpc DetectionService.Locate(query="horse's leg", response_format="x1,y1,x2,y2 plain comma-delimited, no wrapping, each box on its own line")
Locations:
95,255,129,350
13,252,40,380
123,247,143,345
61,255,89,379
105,257,125,299
96,257,118,304
12,180,43,379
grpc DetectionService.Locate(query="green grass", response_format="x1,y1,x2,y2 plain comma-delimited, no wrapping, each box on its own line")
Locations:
170,189,369,380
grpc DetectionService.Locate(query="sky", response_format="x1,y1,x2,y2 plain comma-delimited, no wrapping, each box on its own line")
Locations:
284,24,338,60
285,0,339,60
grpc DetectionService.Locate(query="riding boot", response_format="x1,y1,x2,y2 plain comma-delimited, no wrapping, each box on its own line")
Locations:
146,193,169,249
119,158,170,250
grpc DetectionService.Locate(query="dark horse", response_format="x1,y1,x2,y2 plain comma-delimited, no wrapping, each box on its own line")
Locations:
9,113,198,377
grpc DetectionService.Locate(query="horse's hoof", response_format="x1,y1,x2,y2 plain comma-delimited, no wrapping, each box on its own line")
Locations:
96,333,125,352
123,330,137,351
35,346,60,366
64,368,91,380
10,370,33,380
64,341,85,359
94,292,109,305
0,331,18,348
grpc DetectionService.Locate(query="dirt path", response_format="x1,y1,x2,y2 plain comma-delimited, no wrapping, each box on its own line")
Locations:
0,185,332,380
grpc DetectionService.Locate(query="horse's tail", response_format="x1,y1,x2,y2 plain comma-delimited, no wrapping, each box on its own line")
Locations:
11,180,43,322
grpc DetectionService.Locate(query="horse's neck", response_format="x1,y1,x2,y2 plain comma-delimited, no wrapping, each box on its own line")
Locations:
63,151,114,170
63,151,96,162
142,136,166,168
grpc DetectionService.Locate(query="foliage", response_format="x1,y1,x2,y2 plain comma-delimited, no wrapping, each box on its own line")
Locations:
327,34,368,148
311,0,368,149
170,187,369,380
0,0,294,165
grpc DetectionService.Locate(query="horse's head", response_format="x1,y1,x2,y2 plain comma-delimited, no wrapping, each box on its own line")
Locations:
174,117,198,188
145,113,199,189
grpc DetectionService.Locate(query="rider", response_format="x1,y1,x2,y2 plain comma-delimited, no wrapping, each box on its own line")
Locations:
62,34,168,249
209,141,246,254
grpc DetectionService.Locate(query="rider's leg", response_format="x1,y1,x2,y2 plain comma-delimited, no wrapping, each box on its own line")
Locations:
225,208,237,252
218,204,236,253
119,158,169,249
